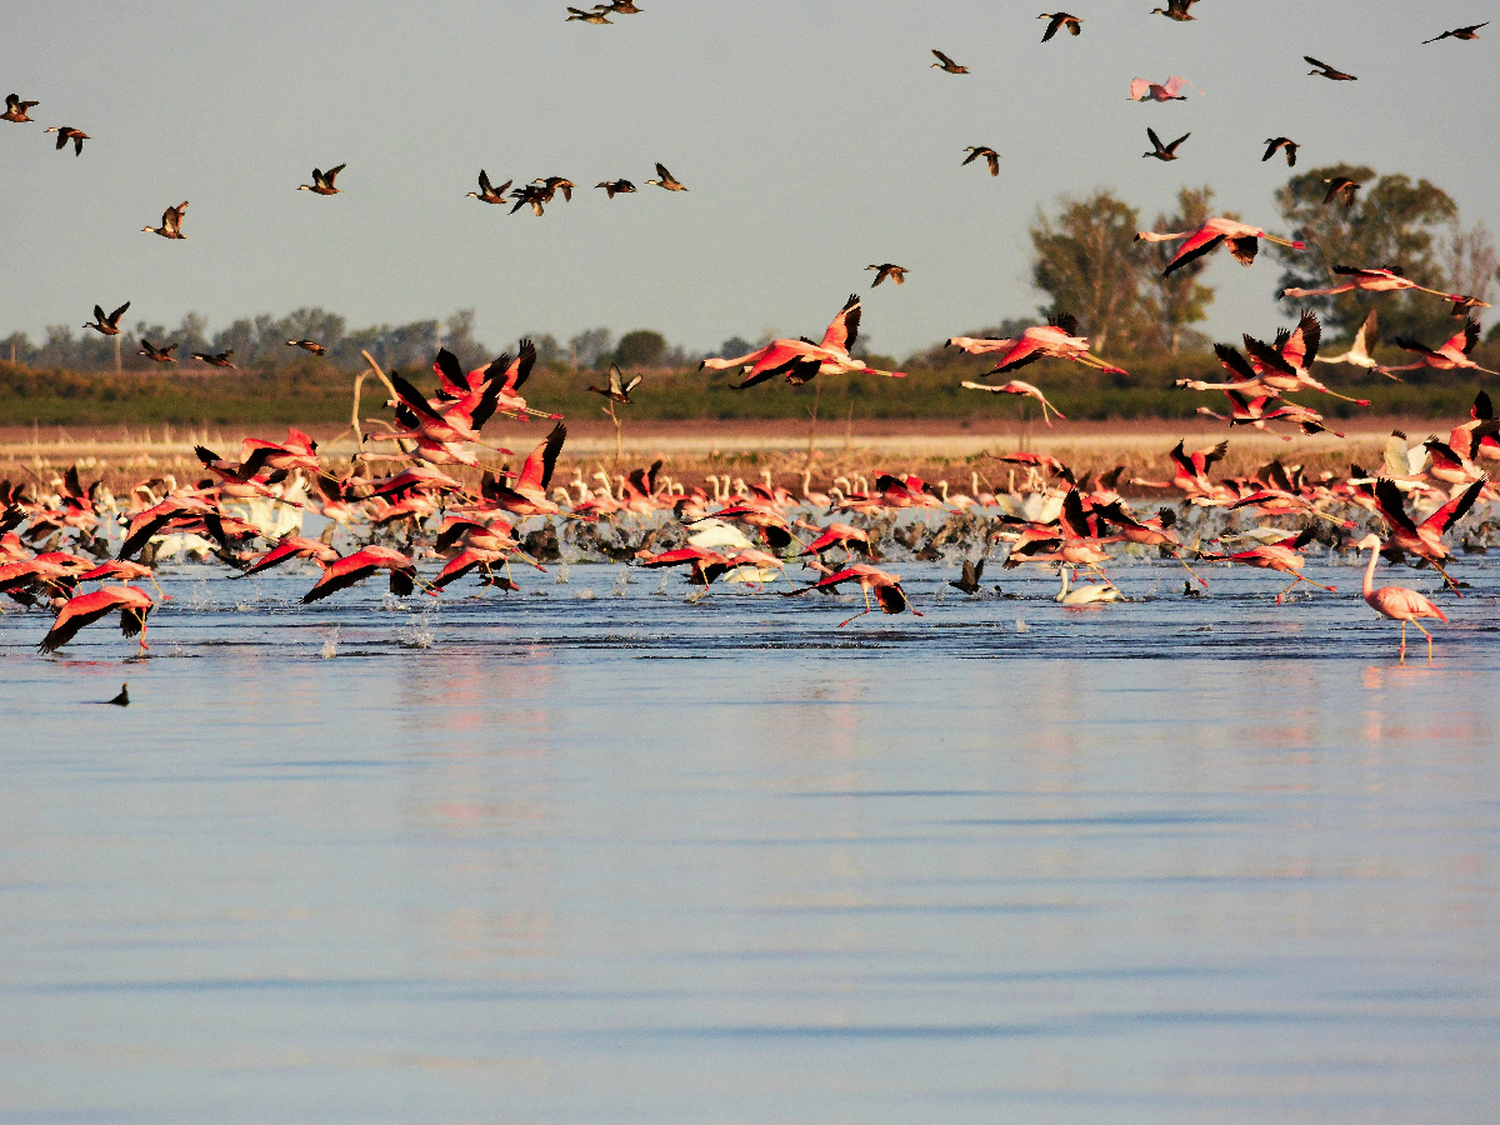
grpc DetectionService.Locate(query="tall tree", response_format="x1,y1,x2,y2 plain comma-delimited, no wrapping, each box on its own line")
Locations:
1143,185,1223,354
1030,190,1152,353
1273,165,1459,342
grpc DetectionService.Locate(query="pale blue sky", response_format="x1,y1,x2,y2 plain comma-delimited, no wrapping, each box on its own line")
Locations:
3,1,1495,359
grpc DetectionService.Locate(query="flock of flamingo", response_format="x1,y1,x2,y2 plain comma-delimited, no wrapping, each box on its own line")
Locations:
2,7,1495,664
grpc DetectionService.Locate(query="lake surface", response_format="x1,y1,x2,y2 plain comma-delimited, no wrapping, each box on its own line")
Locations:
4,554,1499,1123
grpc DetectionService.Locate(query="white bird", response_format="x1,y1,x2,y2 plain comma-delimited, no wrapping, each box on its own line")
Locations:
1315,309,1379,370
1056,568,1123,604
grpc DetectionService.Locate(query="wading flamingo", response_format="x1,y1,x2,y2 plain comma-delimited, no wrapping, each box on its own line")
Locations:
1356,532,1446,661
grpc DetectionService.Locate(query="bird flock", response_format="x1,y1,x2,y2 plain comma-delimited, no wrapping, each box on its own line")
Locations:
2,6,1495,663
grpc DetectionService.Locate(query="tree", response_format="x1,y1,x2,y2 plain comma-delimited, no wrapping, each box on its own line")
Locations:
440,309,488,370
1030,190,1153,353
569,327,613,369
1273,165,1459,342
1143,185,1222,354
614,329,667,368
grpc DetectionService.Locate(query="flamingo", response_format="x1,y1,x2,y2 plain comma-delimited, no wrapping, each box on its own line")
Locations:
83,301,130,336
701,294,905,386
1136,216,1304,276
948,314,1127,376
785,563,921,627
232,535,341,578
1370,475,1485,594
959,380,1066,426
142,201,187,239
1356,533,1447,660
1129,75,1198,102
1282,264,1464,304
38,585,153,654
1199,527,1336,603
1314,309,1379,370
301,546,418,603
1379,319,1498,378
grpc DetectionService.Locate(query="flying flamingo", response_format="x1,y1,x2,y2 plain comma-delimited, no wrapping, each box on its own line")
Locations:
959,380,1066,426
38,585,153,654
1378,319,1498,377
1199,527,1336,603
700,294,905,386
1314,309,1380,371
301,546,418,603
1282,264,1466,304
1370,476,1484,595
1136,216,1304,276
947,314,1127,376
1356,533,1447,661
784,563,921,626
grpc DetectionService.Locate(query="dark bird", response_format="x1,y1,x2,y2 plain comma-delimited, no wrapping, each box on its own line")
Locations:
108,683,130,706
192,349,237,369
595,0,642,11
1039,12,1083,41
866,263,909,287
596,178,636,198
44,126,88,155
84,301,130,336
1423,23,1487,44
2,93,39,123
1305,56,1357,80
1262,137,1299,166
1151,0,1199,21
508,183,549,216
949,558,985,595
298,164,345,195
930,49,969,73
587,364,642,404
466,170,511,204
1322,176,1360,208
962,145,1001,175
142,202,187,239
565,6,611,23
286,339,327,355
138,340,178,364
645,162,687,191
1143,127,1190,161
533,176,576,203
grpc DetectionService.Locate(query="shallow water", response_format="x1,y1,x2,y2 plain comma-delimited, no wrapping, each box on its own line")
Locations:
4,554,1499,1123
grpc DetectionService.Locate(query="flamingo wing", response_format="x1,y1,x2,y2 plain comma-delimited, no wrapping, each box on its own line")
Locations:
820,294,862,353
1161,227,1226,276
515,423,567,497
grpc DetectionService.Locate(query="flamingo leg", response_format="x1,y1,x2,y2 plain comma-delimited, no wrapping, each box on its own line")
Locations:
1430,558,1462,597
1399,620,1408,662
839,585,875,627
1172,550,1210,589
1412,619,1435,661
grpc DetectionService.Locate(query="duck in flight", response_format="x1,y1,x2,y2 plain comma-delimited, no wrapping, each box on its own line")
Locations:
83,301,130,336
44,126,88,155
1151,0,1199,21
466,170,511,204
565,7,611,23
139,340,178,364
866,264,908,287
298,164,345,195
587,364,642,404
931,49,969,74
1262,137,1299,166
1305,56,1357,80
287,339,327,355
1322,176,1360,208
962,146,1000,175
596,179,636,198
646,162,687,191
2,94,38,123
1039,12,1082,41
1423,23,1486,44
142,202,188,239
193,350,237,369
1143,128,1189,161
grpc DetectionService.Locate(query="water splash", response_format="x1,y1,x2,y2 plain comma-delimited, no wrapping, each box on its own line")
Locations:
395,612,435,649
320,626,339,659
1015,618,1029,634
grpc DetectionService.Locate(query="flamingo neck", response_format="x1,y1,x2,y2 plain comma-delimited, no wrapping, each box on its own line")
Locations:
1362,543,1379,599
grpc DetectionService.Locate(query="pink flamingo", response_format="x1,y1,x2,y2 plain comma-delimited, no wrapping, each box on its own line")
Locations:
700,295,905,387
1135,216,1304,277
38,585,154,654
784,563,921,627
1379,319,1498,378
1356,533,1447,661
1282,264,1468,304
959,379,1067,425
301,546,418,603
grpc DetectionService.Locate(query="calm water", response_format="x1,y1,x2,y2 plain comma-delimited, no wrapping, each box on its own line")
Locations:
4,554,1499,1123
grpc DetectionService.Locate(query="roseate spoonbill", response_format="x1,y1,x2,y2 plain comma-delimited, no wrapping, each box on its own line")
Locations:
1371,475,1485,594
1143,128,1189,161
931,49,968,73
596,179,636,198
466,170,511,203
1356,533,1446,660
1262,137,1299,166
963,146,1000,175
646,163,687,191
1152,0,1199,20
960,380,1067,426
786,563,921,627
3,94,39,122
1129,75,1197,102
44,126,88,155
1305,56,1357,80
192,350,236,369
138,340,177,364
587,364,641,404
1315,309,1379,370
1423,23,1486,44
566,7,611,23
1381,319,1498,377
301,546,417,603
1135,216,1304,276
38,584,153,654
298,164,345,195
867,264,908,287
287,339,326,355
1322,176,1359,208
1039,12,1082,40
142,202,187,239
83,302,130,336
